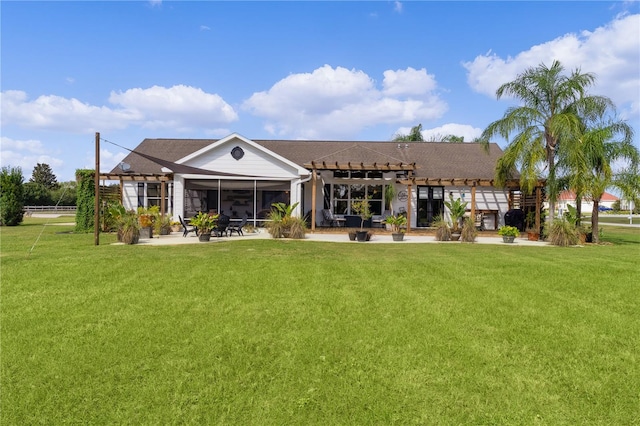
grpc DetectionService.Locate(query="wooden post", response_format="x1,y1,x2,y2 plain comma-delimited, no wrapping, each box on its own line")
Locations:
94,132,100,246
311,169,317,231
471,182,477,221
406,182,412,233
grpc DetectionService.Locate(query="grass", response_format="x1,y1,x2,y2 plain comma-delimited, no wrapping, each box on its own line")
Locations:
2,218,639,424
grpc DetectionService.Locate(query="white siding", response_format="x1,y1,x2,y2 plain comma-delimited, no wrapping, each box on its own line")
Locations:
185,140,300,179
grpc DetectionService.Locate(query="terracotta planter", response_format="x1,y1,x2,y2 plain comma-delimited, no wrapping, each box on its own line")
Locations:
527,232,540,241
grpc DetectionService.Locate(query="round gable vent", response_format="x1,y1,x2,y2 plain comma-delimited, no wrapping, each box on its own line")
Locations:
231,146,244,160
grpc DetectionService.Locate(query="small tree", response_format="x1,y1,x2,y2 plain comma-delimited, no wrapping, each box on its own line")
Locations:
351,198,372,230
0,166,25,226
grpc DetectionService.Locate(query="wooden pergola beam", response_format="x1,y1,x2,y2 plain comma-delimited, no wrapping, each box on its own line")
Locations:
99,173,172,182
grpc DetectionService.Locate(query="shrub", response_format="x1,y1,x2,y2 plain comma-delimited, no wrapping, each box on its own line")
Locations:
75,169,95,232
546,218,579,247
0,166,25,226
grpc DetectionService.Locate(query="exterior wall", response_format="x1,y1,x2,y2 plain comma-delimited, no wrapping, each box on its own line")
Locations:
186,139,304,179
122,182,138,211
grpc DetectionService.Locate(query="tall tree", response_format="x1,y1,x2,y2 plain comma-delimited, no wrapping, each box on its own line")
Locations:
481,60,612,220
30,163,58,189
0,166,25,226
393,124,424,141
562,118,636,242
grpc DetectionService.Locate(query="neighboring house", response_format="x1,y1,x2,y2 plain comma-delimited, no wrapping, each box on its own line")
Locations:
104,133,541,230
556,190,619,215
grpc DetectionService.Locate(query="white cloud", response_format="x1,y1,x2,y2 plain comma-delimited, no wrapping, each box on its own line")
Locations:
1,85,238,134
394,1,403,13
0,136,64,175
463,13,640,118
109,85,238,131
242,65,447,139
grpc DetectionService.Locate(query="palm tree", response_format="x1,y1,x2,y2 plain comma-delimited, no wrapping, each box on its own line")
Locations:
561,119,637,242
614,165,640,217
481,60,613,220
393,124,424,142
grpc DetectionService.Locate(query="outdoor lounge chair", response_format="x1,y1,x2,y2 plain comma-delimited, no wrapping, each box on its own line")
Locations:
179,215,197,237
228,215,248,236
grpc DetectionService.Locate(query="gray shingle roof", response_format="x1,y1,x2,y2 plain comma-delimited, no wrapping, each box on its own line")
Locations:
111,138,505,180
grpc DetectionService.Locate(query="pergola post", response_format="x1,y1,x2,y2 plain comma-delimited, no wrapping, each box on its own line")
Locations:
471,182,477,221
535,185,541,233
406,182,412,233
311,169,317,231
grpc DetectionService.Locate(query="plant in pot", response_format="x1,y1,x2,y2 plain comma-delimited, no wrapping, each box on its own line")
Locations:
267,202,306,239
498,225,520,243
190,211,218,242
154,214,172,235
137,205,159,239
524,210,540,241
460,216,478,243
385,214,407,241
119,210,140,244
433,214,451,241
351,198,372,242
444,195,468,241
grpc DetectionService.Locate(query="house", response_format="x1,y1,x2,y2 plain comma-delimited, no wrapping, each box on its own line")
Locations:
104,133,542,231
556,190,619,215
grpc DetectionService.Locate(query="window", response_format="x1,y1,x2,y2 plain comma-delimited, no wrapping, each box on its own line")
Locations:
138,182,173,213
328,182,386,215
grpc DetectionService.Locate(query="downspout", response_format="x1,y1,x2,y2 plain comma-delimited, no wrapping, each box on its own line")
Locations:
295,172,313,217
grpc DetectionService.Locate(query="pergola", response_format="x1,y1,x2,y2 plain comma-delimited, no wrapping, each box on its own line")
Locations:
305,159,545,233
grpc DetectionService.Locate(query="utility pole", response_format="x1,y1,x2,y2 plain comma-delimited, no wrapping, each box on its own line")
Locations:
94,132,100,246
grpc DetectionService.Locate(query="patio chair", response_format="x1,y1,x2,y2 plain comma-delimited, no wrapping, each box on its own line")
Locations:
228,215,248,236
322,209,341,227
474,212,485,231
179,215,197,237
214,213,230,237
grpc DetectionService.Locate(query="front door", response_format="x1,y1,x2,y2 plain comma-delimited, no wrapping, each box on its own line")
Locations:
416,186,444,227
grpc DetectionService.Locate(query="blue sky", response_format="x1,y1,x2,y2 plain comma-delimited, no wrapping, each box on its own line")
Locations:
1,1,639,182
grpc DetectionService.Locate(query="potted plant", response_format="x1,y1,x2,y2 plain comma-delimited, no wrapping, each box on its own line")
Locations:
460,216,478,243
154,215,172,235
444,195,468,241
498,225,520,243
137,206,159,239
119,210,140,244
524,210,540,241
266,202,306,239
385,214,407,241
433,214,452,241
190,211,218,241
351,198,372,242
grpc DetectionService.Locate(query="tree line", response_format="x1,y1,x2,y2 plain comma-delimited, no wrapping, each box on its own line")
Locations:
1,164,77,226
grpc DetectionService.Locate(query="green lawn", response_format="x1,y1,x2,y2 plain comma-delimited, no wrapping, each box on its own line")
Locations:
2,219,639,424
